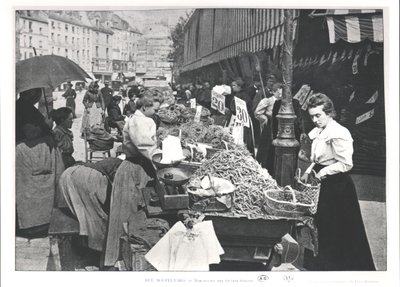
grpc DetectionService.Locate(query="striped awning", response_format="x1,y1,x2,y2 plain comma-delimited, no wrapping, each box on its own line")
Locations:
325,9,383,43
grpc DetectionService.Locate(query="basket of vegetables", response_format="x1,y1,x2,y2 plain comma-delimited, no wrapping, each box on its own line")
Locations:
264,186,315,217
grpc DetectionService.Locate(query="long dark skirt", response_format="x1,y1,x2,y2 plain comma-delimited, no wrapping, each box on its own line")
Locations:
305,167,376,271
66,98,76,118
255,121,274,175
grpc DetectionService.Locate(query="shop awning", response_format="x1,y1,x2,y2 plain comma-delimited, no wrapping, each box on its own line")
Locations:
182,9,300,72
87,72,96,80
312,9,383,44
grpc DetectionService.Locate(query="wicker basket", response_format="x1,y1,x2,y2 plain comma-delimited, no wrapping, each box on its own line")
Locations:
264,186,314,217
294,169,321,214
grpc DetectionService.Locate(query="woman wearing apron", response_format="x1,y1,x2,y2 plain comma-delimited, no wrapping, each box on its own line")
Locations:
81,81,105,134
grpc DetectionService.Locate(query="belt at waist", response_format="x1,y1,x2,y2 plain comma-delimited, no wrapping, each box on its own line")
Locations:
313,164,328,173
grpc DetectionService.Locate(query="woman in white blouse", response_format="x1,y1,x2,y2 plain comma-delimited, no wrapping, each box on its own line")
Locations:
302,93,375,271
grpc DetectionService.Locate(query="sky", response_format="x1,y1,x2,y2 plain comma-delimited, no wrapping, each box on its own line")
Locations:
116,9,192,33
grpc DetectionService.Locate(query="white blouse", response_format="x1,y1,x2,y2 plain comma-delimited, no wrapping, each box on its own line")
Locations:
307,119,353,178
122,110,157,159
254,96,277,125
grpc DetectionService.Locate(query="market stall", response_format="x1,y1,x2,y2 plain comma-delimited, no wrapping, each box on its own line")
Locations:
122,98,319,271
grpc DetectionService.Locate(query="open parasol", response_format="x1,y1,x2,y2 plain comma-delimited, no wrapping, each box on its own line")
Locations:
16,55,92,94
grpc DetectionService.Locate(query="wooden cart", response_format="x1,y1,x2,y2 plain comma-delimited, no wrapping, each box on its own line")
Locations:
141,184,299,271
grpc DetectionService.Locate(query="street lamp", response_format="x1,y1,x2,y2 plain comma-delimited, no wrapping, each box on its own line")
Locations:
272,9,300,186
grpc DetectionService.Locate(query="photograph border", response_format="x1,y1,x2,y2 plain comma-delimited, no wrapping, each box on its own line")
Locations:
2,0,398,286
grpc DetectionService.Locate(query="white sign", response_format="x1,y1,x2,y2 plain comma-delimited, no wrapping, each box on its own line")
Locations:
190,98,196,109
194,105,202,123
293,84,311,106
230,116,244,145
356,109,375,125
211,92,225,114
366,91,379,104
234,97,250,128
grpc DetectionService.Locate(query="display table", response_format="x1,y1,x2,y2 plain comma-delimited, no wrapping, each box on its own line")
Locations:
141,187,300,270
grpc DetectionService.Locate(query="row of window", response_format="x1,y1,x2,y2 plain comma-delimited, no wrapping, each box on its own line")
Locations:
50,21,89,35
94,46,110,58
22,35,45,48
50,46,92,63
22,20,45,35
50,33,91,46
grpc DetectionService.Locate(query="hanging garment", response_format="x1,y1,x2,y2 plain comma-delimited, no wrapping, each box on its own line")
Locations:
16,136,65,229
145,221,224,271
103,160,150,267
59,165,109,251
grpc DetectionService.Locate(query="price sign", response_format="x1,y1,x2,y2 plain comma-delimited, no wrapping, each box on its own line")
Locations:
211,91,225,114
190,98,196,109
234,97,250,127
194,105,202,123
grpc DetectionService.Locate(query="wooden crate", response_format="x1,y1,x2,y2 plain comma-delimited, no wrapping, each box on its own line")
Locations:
120,236,155,271
155,178,189,210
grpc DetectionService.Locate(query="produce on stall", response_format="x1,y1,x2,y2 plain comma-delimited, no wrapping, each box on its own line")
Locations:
190,149,277,217
189,149,318,218
158,104,212,125
157,122,235,151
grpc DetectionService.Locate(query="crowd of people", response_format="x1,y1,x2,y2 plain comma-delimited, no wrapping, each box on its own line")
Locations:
15,73,375,271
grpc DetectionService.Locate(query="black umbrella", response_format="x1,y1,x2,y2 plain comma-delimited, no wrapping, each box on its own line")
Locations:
16,55,92,94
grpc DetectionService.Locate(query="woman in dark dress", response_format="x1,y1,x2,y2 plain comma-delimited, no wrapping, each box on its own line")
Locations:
62,82,77,118
51,107,76,168
302,93,375,271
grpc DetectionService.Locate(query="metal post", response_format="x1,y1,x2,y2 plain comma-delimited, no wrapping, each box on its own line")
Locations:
272,9,299,186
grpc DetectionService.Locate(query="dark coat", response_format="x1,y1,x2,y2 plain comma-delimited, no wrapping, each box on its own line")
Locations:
16,97,53,143
256,99,304,174
107,102,125,123
123,100,136,116
101,86,114,108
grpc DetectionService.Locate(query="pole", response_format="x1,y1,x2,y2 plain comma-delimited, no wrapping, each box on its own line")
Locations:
272,9,299,186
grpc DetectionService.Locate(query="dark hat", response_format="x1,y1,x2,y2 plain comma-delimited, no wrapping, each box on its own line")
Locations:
112,95,122,101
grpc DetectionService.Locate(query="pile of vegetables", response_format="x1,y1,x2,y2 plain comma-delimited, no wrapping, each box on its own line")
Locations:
192,149,280,217
158,104,188,124
156,121,235,151
268,190,312,205
158,104,212,125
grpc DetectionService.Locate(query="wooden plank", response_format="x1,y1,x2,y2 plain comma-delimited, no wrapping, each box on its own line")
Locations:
236,9,239,42
48,207,79,235
49,237,62,271
238,9,241,41
224,8,228,48
252,9,256,36
255,9,259,34
241,8,245,41
247,8,250,38
261,9,265,32
245,9,248,39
